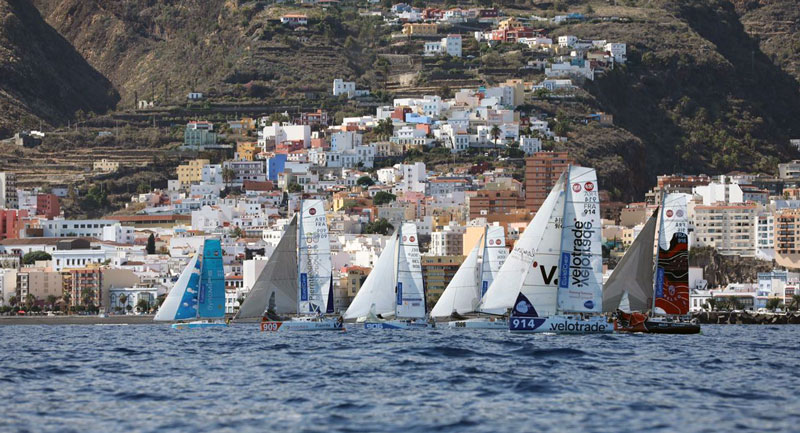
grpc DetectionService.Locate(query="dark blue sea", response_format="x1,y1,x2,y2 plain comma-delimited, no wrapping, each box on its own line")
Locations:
1,324,798,432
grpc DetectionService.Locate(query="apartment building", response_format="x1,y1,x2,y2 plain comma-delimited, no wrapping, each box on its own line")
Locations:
693,203,758,256
524,152,572,212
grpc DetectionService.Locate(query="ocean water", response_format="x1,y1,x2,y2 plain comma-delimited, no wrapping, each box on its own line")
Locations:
1,324,798,433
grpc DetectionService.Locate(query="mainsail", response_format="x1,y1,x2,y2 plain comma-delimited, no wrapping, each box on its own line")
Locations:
343,231,398,320
557,166,603,313
602,211,658,313
236,217,299,319
430,236,482,318
154,254,200,321
480,225,508,299
197,239,226,319
480,172,566,315
395,223,426,319
654,193,689,315
298,200,333,314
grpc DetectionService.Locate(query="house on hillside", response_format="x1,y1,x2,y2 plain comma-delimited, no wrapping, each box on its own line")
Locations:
280,14,308,26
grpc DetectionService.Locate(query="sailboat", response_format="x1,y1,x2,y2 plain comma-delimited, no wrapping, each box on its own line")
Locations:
154,239,228,329
482,166,611,333
343,222,429,329
610,194,700,334
235,200,343,331
430,225,509,329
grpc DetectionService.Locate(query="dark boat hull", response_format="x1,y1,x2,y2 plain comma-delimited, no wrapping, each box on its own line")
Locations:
614,311,701,334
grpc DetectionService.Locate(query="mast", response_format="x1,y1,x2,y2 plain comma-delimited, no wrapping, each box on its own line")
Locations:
393,224,401,318
556,165,571,315
297,199,302,315
650,193,665,317
479,225,488,298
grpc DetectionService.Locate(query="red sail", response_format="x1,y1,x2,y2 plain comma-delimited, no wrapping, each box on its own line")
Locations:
654,232,689,315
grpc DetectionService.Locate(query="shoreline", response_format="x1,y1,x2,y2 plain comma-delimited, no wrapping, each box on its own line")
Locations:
0,315,160,326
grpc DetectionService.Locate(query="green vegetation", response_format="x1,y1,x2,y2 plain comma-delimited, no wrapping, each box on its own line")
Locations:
372,191,396,206
22,251,52,265
356,176,375,187
146,234,156,255
363,218,394,235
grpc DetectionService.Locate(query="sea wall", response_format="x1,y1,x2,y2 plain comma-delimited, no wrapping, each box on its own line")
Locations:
692,311,800,325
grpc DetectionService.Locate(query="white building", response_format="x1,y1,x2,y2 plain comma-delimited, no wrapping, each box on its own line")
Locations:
396,162,427,193
519,136,543,155
333,79,357,98
423,35,462,57
604,42,627,63
258,123,311,149
545,62,594,80
41,218,119,239
102,224,135,245
202,164,223,184
692,203,758,257
429,224,465,256
558,35,577,47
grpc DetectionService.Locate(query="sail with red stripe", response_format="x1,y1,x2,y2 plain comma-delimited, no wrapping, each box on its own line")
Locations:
654,193,689,315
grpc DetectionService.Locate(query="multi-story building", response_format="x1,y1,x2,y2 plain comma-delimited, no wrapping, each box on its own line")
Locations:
16,268,63,303
467,189,525,220
183,121,217,148
36,194,60,219
402,23,438,36
0,172,17,209
235,142,260,161
524,152,572,212
756,213,774,254
775,209,800,267
693,203,758,256
41,219,119,239
421,255,463,309
177,159,211,185
645,174,710,204
429,225,464,256
298,109,329,126
223,160,266,186
69,267,102,307
778,160,800,179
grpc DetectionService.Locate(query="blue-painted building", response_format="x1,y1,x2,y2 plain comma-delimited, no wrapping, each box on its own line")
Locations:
265,154,287,182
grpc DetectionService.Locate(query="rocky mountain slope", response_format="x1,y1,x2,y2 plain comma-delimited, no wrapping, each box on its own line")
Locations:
3,0,799,201
0,0,118,137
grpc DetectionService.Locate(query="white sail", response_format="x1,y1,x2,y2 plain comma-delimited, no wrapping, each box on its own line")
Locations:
236,216,299,318
557,166,603,313
154,254,199,321
395,223,426,319
430,237,482,318
343,232,398,320
298,200,332,314
480,172,565,314
480,225,508,300
659,194,689,250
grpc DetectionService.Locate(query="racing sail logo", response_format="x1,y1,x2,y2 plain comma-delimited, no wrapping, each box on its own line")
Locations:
676,209,684,218
572,183,581,192
666,209,673,218
409,236,415,243
309,207,317,215
584,181,594,191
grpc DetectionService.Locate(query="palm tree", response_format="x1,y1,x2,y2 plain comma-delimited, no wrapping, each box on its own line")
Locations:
136,299,150,314
118,294,128,314
46,295,57,312
62,293,71,314
25,294,36,310
490,125,501,150
789,294,800,312
8,296,17,308
222,167,236,189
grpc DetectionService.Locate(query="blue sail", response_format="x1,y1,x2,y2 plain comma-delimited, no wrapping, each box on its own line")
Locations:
197,239,226,319
176,257,202,320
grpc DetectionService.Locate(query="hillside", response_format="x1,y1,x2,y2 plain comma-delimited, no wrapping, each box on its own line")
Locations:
0,0,119,137
3,0,800,201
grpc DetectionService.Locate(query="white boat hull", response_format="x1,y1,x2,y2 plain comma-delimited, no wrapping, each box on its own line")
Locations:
171,320,228,330
509,315,612,334
363,319,430,330
260,319,344,332
447,318,508,329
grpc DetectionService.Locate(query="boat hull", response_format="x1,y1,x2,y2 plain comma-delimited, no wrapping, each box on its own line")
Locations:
171,320,228,329
615,319,701,334
509,315,612,334
260,319,344,332
614,311,701,334
363,320,430,330
447,318,507,329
